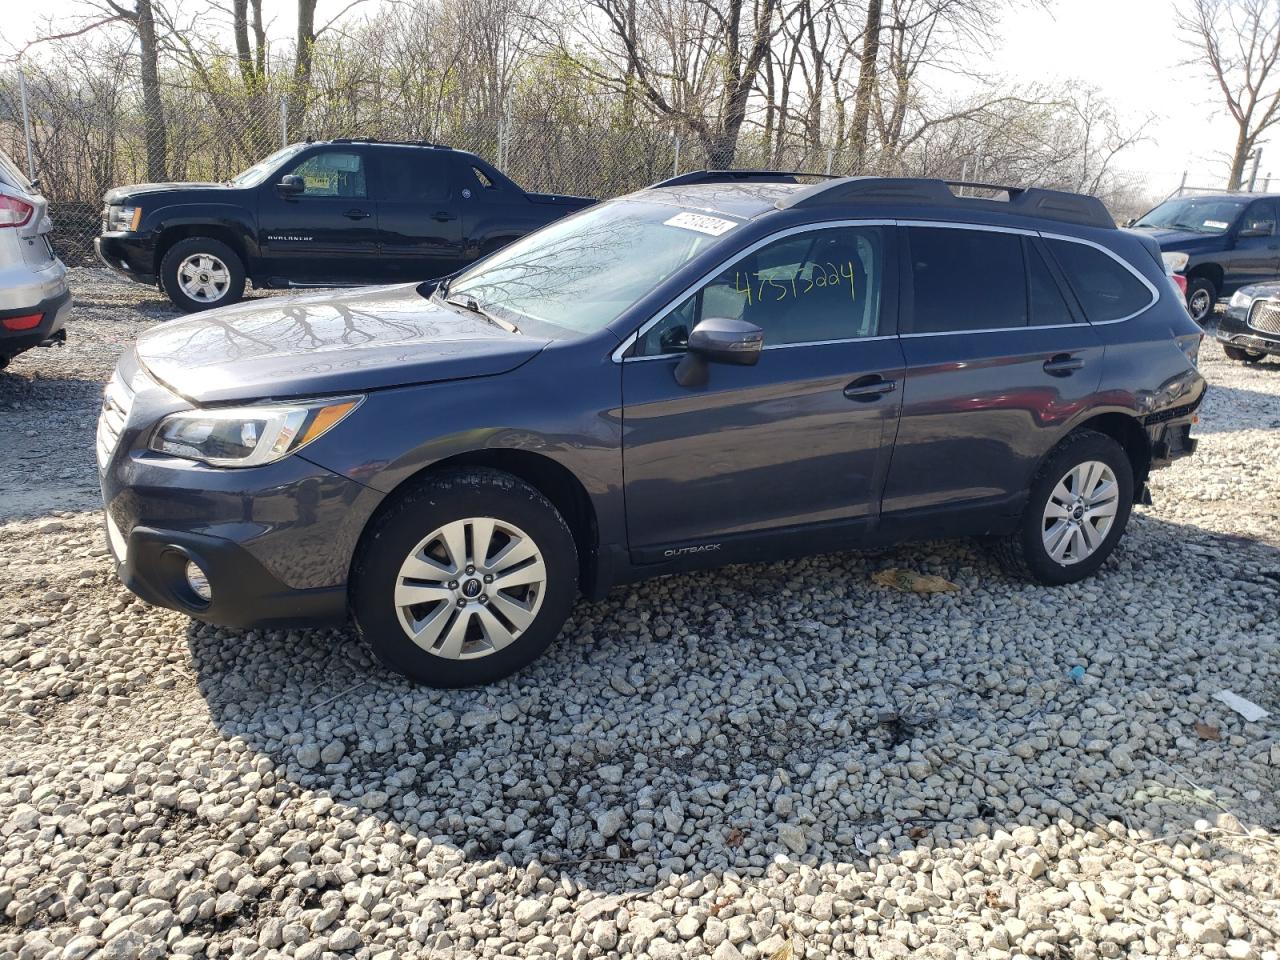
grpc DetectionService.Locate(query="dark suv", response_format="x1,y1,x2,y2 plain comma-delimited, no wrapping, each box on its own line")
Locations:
95,139,594,312
98,172,1206,687
1130,192,1280,323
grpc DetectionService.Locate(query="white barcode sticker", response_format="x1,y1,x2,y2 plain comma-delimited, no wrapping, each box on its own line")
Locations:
664,211,738,236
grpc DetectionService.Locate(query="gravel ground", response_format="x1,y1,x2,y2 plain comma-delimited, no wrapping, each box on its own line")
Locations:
1,270,1278,960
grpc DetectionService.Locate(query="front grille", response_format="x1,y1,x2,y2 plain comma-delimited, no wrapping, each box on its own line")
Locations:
96,370,135,470
1248,299,1280,335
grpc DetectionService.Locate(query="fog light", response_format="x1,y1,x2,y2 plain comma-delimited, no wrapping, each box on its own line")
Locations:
185,560,212,602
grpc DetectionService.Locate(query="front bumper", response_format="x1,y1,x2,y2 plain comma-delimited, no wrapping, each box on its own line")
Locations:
95,233,157,285
1207,308,1280,356
99,358,383,628
0,287,71,358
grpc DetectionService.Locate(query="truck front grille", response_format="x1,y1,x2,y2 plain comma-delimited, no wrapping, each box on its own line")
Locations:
96,370,135,470
1248,299,1280,335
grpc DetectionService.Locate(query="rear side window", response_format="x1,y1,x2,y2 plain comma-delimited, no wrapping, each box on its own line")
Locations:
907,227,1026,333
1047,239,1153,322
378,150,450,203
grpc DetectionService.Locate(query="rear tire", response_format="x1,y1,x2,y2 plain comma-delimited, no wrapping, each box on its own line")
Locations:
992,429,1134,585
1223,344,1265,363
351,468,579,687
1185,276,1216,324
160,237,246,313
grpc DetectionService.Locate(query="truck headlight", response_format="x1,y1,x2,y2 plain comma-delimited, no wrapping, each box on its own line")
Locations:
1162,251,1189,273
108,205,142,231
1229,289,1254,308
149,396,361,467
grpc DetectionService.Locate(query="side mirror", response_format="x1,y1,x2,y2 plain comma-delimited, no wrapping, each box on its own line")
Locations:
1123,217,1136,228
278,174,305,196
674,317,764,387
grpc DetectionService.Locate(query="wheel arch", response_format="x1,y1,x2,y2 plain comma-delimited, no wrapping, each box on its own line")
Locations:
154,222,253,277
1186,261,1223,291
1067,412,1151,495
353,448,601,597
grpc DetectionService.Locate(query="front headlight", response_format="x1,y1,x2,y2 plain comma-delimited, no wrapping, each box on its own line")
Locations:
108,205,142,231
149,396,362,467
1162,251,1189,273
1229,289,1254,308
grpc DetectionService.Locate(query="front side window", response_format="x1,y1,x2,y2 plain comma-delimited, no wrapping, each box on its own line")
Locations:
1240,200,1277,236
1047,239,1153,322
635,226,885,356
907,227,1027,333
288,151,366,198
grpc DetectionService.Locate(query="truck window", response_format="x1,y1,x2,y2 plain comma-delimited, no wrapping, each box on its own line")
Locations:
1047,240,1153,322
289,151,366,198
378,150,451,204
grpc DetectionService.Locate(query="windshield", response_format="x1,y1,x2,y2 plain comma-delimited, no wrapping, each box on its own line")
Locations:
445,199,736,334
229,144,307,187
1134,197,1247,234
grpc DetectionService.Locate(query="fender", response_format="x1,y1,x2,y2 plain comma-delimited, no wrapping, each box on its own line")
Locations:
140,203,262,272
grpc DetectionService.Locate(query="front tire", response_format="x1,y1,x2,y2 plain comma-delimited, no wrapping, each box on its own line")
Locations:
993,429,1134,585
351,468,579,687
160,237,246,313
1185,276,1217,324
1222,344,1265,363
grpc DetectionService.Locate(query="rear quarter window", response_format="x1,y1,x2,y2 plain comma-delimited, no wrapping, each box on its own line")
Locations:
1047,239,1154,322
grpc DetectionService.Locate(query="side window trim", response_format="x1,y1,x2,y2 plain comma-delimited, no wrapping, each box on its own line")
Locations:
613,219,898,362
1038,231,1161,324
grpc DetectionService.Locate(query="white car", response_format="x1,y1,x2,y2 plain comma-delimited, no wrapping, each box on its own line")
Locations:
0,150,70,369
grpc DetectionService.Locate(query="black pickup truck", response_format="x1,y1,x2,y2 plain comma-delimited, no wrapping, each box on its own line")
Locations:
95,139,595,312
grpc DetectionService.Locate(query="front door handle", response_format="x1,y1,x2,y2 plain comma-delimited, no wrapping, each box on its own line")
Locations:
1043,353,1085,376
432,211,457,222
344,208,371,220
844,375,897,401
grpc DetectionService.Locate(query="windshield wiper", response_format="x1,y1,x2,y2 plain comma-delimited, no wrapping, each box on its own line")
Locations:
445,293,520,334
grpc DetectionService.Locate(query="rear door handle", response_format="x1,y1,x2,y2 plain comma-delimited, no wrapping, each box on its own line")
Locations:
344,208,371,220
432,211,457,222
844,375,897,401
1043,354,1085,376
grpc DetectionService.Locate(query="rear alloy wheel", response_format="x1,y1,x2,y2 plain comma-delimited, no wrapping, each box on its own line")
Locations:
992,429,1134,585
1222,344,1266,363
1185,276,1216,324
160,237,246,313
352,468,578,687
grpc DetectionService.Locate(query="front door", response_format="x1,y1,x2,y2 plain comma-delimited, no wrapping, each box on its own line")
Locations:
256,146,379,284
1225,199,1280,293
369,147,466,282
881,225,1104,521
621,223,904,560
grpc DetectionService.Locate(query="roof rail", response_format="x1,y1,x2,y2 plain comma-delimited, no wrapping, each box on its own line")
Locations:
651,169,840,189
777,176,1115,229
330,137,451,149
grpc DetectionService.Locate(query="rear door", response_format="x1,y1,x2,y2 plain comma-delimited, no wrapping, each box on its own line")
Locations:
255,146,379,283
370,147,466,282
621,222,905,558
880,224,1105,525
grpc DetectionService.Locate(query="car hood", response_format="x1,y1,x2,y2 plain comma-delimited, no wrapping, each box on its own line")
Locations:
135,284,549,404
104,181,236,204
1125,225,1221,250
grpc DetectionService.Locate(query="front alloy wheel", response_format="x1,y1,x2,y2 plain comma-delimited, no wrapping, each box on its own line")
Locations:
352,468,578,687
394,517,547,660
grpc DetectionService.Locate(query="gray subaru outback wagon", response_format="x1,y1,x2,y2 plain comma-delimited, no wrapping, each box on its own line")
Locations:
98,172,1206,687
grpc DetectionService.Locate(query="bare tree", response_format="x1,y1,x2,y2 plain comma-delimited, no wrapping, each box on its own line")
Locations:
1179,0,1280,188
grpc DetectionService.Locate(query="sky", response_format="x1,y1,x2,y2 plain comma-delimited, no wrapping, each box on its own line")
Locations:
1,0,1257,197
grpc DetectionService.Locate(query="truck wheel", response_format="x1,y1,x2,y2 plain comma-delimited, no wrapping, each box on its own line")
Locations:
991,429,1134,586
160,237,246,313
351,468,579,688
1185,277,1216,324
1222,344,1265,363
